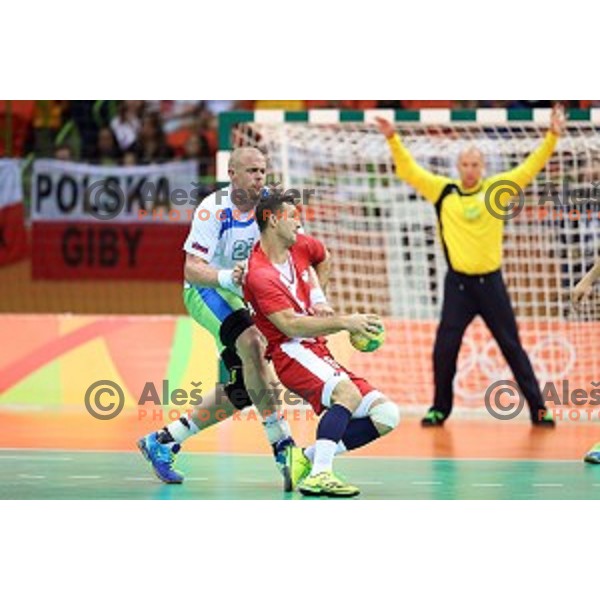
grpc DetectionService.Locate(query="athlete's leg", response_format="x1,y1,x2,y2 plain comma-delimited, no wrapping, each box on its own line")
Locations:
139,286,295,483
303,392,399,462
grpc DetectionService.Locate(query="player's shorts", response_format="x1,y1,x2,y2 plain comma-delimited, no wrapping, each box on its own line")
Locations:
270,339,383,416
183,286,253,352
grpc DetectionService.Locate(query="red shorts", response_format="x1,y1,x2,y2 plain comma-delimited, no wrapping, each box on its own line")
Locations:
270,339,378,415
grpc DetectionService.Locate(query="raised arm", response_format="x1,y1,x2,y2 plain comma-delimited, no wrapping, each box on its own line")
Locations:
572,257,600,305
375,116,452,203
487,104,565,192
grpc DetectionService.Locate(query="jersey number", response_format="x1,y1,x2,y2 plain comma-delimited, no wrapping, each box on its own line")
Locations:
232,239,254,261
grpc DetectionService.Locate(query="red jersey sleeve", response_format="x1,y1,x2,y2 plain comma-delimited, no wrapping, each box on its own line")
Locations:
296,234,326,265
246,269,293,316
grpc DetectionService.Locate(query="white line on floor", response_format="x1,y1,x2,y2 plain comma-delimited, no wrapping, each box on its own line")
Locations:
18,474,46,479
68,475,101,479
471,483,504,487
0,456,73,461
411,481,442,485
124,477,155,481
532,483,564,487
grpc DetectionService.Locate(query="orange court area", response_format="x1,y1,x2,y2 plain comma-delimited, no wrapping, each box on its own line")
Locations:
0,313,597,462
0,407,597,461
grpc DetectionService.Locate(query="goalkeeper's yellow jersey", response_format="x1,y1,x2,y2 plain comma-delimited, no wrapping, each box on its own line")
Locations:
387,131,558,275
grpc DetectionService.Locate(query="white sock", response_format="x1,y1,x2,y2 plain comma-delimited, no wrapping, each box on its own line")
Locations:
165,417,199,446
310,439,338,475
262,413,292,446
304,440,346,463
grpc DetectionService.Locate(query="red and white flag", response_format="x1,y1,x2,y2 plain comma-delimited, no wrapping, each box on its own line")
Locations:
0,159,28,266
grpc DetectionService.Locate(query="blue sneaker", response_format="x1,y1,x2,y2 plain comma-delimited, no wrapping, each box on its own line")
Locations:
137,432,184,484
272,436,296,492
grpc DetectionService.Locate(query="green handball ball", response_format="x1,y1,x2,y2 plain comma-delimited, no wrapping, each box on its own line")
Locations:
349,324,385,353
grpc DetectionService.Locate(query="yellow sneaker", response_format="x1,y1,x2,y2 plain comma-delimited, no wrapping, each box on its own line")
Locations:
584,442,600,464
298,470,360,498
283,446,312,492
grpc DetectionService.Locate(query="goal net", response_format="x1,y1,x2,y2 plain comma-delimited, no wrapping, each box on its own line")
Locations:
229,112,600,413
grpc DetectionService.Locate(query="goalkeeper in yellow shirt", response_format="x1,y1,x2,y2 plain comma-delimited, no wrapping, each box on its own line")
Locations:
572,257,600,463
376,104,566,427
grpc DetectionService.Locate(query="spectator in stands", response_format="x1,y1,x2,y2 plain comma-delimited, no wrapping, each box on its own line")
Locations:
67,101,101,160
31,101,69,157
91,127,121,165
0,101,35,157
122,151,137,166
254,100,306,110
110,100,144,153
134,112,174,164
202,100,239,115
159,101,203,133
453,100,479,109
377,100,404,109
182,132,211,177
54,143,73,161
506,100,580,110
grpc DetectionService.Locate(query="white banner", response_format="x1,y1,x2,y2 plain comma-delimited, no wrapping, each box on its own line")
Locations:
31,159,200,223
0,159,23,209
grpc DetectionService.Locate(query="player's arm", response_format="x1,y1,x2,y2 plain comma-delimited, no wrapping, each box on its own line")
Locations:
309,264,334,317
572,257,600,305
182,204,244,295
312,247,331,291
375,117,452,204
302,235,333,316
487,104,565,195
184,254,244,294
267,308,382,339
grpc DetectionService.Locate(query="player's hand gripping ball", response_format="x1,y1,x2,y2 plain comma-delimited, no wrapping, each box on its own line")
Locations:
350,323,385,353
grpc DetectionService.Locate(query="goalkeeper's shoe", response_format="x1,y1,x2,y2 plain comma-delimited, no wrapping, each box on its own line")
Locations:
137,432,184,484
532,409,556,428
282,446,312,492
584,442,600,464
421,409,446,427
273,436,296,490
298,471,360,498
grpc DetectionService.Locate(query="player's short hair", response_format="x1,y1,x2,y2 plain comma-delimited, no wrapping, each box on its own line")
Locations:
457,144,485,164
228,146,266,172
255,190,298,232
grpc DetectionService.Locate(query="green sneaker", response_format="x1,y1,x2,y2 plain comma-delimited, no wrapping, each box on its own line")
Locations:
298,471,360,498
421,409,446,427
532,409,556,427
584,442,600,464
283,446,312,492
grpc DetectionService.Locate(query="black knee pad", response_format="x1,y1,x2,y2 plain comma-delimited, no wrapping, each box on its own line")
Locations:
220,347,253,410
219,309,253,349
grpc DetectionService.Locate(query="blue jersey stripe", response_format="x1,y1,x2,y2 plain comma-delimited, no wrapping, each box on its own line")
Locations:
218,207,256,240
196,286,236,322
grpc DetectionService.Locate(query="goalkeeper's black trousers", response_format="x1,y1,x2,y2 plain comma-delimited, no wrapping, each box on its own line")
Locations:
431,268,547,422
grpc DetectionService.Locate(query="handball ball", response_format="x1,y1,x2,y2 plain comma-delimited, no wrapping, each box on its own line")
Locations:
350,324,385,353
